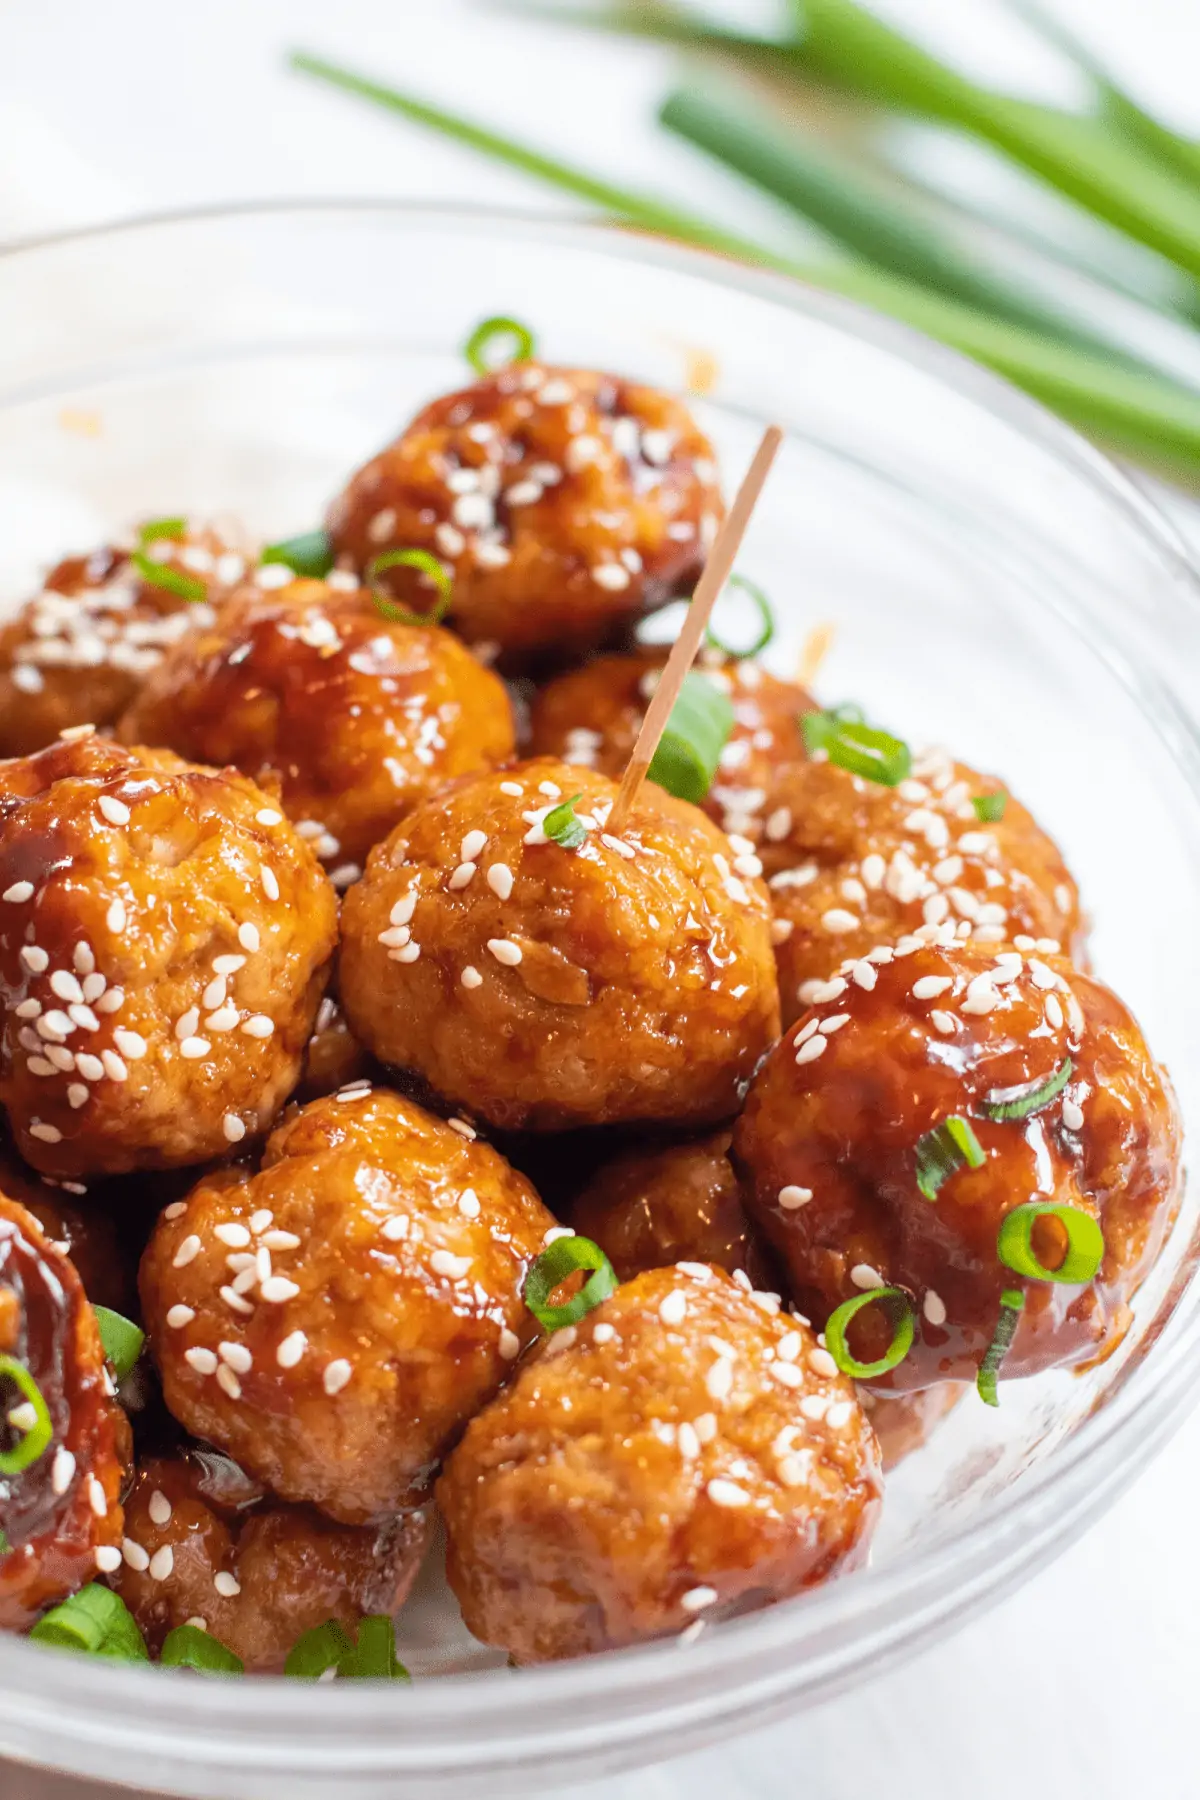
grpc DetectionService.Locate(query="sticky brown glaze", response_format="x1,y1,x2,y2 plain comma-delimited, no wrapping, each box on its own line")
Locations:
119,577,515,881
339,759,780,1133
0,523,249,757
108,1449,430,1669
0,1146,134,1315
438,1264,880,1663
568,1130,773,1287
139,1088,559,1525
733,940,1181,1393
0,1195,127,1629
295,993,377,1105
0,735,338,1179
326,364,724,664
763,744,1085,1027
528,646,816,843
861,1386,963,1472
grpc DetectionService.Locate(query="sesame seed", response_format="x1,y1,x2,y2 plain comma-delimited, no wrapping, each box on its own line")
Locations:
2,882,33,904
238,923,260,953
448,1118,477,1139
67,1084,88,1109
779,1185,812,1211
659,1290,688,1326
1062,1097,1085,1131
448,862,476,890
96,987,124,1013
458,1188,481,1218
821,908,859,933
499,780,523,797
850,1265,884,1290
166,1304,195,1328
487,938,522,966
431,1250,473,1279
262,1231,300,1251
771,1361,804,1388
95,1546,122,1574
822,1014,850,1033
323,1359,352,1395
681,1586,718,1613
930,1010,957,1034
148,1489,173,1528
706,1478,750,1509
21,946,48,974
277,1331,308,1368
923,1290,947,1326
389,943,421,964
215,1364,242,1399
14,999,40,1019
122,1539,150,1572
218,1342,253,1373
184,1347,217,1375
591,1322,616,1345
676,1263,711,1281
242,1015,274,1039
486,862,514,900
809,1347,838,1377
850,961,877,991
180,1036,211,1059
462,830,488,862
101,1050,128,1082
220,1286,254,1315
255,809,283,826
498,1327,521,1360
98,796,130,827
795,1034,827,1066
113,1029,146,1059
592,562,631,591
213,954,246,977
29,1121,62,1144
214,1571,241,1598
826,1402,854,1429
705,1359,733,1400
51,1445,76,1495
800,1394,829,1422
149,1546,174,1581
913,975,952,999
260,1276,300,1303
215,1223,251,1248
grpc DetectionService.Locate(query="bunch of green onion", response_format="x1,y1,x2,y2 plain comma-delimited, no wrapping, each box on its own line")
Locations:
290,0,1200,481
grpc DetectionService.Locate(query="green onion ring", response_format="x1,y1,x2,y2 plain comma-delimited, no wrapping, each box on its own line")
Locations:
285,1619,355,1679
30,1584,149,1661
977,1288,1025,1407
801,709,911,787
160,1624,244,1675
705,574,774,660
138,516,187,545
261,529,335,579
914,1115,986,1202
339,1615,410,1681
997,1202,1105,1284
542,793,588,850
523,1235,618,1332
464,315,537,376
971,790,1008,823
367,549,453,627
824,1287,915,1380
0,1355,53,1475
129,551,207,603
93,1306,145,1382
981,1057,1073,1122
647,669,735,805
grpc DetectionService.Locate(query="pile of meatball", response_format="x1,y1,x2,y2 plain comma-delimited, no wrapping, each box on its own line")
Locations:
0,341,1181,1674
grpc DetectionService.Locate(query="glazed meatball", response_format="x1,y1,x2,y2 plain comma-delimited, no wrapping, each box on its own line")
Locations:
528,646,815,840
733,939,1181,1393
296,993,376,1105
0,734,337,1179
339,759,780,1132
109,1449,429,1669
0,522,247,757
438,1264,880,1663
120,577,516,880
0,1146,133,1315
0,1195,127,1630
139,1088,559,1524
568,1131,771,1287
763,743,1084,1026
861,1386,962,1472
327,364,724,662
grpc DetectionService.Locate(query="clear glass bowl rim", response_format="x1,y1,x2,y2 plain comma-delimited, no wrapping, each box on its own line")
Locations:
0,198,1198,1789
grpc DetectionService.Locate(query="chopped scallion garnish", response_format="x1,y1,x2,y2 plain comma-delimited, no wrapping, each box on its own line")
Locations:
825,1287,915,1380
972,791,1008,823
647,670,735,805
705,573,774,659
801,709,911,786
93,1306,145,1382
160,1624,244,1675
285,1620,354,1679
914,1116,986,1202
30,1585,149,1661
138,517,187,545
284,1616,408,1680
261,529,335,579
977,1288,1025,1407
464,315,537,376
367,549,453,627
130,552,207,603
542,793,588,850
997,1202,1105,1285
981,1058,1072,1122
0,1355,52,1475
523,1234,618,1332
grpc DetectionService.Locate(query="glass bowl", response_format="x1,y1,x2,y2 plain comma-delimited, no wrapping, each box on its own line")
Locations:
1,202,1199,1800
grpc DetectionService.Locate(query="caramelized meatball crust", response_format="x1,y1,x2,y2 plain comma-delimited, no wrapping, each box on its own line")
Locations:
568,1130,772,1287
0,523,248,757
733,940,1181,1392
296,993,376,1105
139,1088,559,1524
438,1264,881,1663
528,646,815,840
0,1196,127,1630
0,1146,133,1315
327,364,724,662
109,1450,429,1669
339,759,781,1132
764,744,1085,1026
120,577,515,879
0,735,338,1179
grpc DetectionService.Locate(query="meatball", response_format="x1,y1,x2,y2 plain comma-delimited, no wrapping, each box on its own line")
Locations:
763,743,1084,1026
861,1386,962,1471
0,1195,127,1630
109,1449,429,1669
0,734,337,1179
568,1131,772,1287
339,759,780,1133
119,577,515,880
438,1263,880,1662
139,1088,559,1524
0,522,247,757
528,646,815,840
296,993,376,1105
733,939,1181,1393
327,364,724,663
0,1146,133,1315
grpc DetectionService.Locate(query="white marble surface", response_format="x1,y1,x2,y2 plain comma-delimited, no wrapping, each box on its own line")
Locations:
3,3,1200,1797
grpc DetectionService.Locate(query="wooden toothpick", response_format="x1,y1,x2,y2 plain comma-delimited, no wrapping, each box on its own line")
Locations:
608,424,784,834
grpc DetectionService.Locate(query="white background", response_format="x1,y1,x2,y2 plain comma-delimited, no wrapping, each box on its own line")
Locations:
3,3,1200,1797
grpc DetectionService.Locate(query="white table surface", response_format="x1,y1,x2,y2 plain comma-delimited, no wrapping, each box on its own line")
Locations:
3,3,1200,1797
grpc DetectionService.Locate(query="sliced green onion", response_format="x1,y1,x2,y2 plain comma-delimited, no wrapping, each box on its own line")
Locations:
138,516,187,545
523,1234,618,1332
705,574,774,660
262,529,335,579
464,315,537,376
977,1288,1025,1407
825,1287,915,1380
542,793,588,850
367,549,453,627
982,1057,1073,1123
972,791,1008,823
801,710,911,786
339,1614,410,1681
130,552,207,603
997,1202,1105,1285
93,1306,145,1382
285,1619,354,1679
647,670,735,805
0,1355,52,1475
914,1116,986,1202
160,1624,244,1675
0,1529,9,1555
30,1585,149,1661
